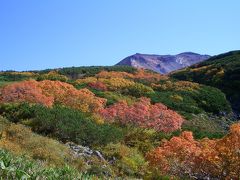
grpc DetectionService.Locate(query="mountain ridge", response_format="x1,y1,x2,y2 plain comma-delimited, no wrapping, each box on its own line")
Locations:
116,52,211,74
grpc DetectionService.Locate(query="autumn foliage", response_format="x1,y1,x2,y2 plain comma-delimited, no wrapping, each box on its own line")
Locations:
146,123,240,179
0,80,106,113
100,97,184,132
0,80,53,107
88,81,108,91
96,69,168,82
151,80,200,92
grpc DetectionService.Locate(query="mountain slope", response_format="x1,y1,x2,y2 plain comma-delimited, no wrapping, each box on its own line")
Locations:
116,52,210,74
171,50,240,114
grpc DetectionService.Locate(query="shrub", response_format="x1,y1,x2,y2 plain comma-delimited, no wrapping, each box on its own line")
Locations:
0,103,35,123
124,83,154,98
31,105,124,147
88,81,108,91
100,97,184,133
36,71,68,82
149,83,231,115
146,123,240,179
193,86,231,114
0,80,54,107
123,126,158,154
92,91,136,106
0,80,107,113
101,143,147,177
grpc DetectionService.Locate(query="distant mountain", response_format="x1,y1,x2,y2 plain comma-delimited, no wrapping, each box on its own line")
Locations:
171,50,240,114
116,52,211,74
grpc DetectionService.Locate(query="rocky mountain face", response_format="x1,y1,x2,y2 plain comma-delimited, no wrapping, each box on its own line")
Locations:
116,52,210,74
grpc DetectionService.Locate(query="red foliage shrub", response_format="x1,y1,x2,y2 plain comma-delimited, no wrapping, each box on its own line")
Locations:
99,97,184,132
0,80,53,106
146,123,240,179
88,81,108,91
0,80,106,113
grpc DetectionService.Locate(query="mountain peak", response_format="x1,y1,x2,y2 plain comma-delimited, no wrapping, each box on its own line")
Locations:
116,52,211,74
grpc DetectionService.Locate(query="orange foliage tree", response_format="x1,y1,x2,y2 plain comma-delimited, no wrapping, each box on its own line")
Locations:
146,123,240,179
99,97,184,132
0,80,106,113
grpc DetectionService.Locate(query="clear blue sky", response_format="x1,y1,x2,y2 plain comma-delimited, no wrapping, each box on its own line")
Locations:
0,0,239,71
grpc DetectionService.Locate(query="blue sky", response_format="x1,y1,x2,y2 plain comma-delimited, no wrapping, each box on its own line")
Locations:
0,0,239,71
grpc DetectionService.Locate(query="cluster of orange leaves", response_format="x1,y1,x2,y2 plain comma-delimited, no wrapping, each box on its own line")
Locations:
88,81,108,91
146,123,240,179
100,97,184,133
0,80,106,113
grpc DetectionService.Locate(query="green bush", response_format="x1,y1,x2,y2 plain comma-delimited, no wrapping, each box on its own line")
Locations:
92,90,136,106
0,103,124,147
31,105,124,147
123,126,158,154
0,103,35,123
149,91,203,114
124,83,154,98
192,86,231,114
182,113,232,139
148,84,231,115
101,143,147,178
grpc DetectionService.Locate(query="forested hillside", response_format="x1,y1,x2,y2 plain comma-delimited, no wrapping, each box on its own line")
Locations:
171,51,240,114
0,66,239,179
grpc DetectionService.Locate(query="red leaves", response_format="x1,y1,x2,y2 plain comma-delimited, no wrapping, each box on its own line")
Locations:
0,80,53,106
146,123,240,179
88,81,108,91
100,97,184,132
0,80,106,113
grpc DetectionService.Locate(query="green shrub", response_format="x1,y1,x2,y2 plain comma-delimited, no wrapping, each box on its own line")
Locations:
0,103,35,123
92,90,136,106
149,91,203,114
123,126,158,154
182,113,232,139
192,86,231,114
124,83,154,98
101,143,147,177
36,71,68,82
31,105,124,147
149,84,231,115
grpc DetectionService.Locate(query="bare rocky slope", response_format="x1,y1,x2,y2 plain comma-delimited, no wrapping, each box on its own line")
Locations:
116,52,210,74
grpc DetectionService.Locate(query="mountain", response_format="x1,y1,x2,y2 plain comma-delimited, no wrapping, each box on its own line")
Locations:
116,52,211,74
171,50,240,114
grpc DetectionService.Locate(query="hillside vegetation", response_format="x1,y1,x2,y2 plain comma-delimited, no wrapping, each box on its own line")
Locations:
171,50,240,113
0,65,239,179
